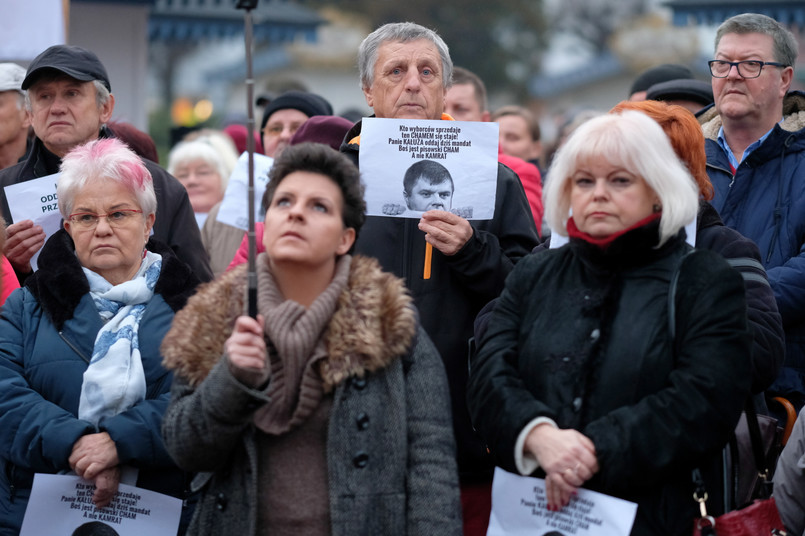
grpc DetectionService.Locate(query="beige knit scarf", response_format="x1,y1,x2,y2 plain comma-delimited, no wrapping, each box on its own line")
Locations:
252,254,351,435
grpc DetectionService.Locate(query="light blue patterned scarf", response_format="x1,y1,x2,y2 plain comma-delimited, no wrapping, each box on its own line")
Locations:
78,251,163,426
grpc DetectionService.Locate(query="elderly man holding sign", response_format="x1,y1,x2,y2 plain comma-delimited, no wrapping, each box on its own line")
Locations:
340,22,539,535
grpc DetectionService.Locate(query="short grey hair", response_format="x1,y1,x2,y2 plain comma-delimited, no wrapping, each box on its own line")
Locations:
93,80,112,109
544,110,698,246
715,13,798,67
358,22,453,91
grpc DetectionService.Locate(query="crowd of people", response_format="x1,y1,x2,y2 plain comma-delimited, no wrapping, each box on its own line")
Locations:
0,10,803,536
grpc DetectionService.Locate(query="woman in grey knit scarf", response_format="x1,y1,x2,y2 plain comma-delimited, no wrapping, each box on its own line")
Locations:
161,142,462,536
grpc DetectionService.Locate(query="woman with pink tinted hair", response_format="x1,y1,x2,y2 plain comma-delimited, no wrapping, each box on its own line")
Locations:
0,138,200,535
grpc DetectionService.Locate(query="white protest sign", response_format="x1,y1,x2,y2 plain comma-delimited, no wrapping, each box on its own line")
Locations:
487,467,637,536
216,151,274,230
359,118,498,220
20,473,181,536
0,0,65,60
4,173,63,271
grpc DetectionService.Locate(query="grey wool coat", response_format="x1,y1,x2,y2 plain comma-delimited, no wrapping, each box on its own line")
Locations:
160,255,462,536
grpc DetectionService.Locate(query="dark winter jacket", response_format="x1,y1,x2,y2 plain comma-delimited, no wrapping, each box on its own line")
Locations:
468,222,752,536
0,230,200,536
160,255,462,536
699,91,805,407
341,118,540,483
0,127,213,283
475,201,783,395
695,201,784,393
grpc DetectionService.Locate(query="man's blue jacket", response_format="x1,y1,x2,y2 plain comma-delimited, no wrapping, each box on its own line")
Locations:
699,91,805,407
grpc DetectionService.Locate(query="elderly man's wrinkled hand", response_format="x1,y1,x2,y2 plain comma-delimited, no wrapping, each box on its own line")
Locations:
450,206,473,219
4,220,45,273
418,210,473,256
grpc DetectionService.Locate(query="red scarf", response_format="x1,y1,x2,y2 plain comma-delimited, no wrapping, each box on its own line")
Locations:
566,212,662,249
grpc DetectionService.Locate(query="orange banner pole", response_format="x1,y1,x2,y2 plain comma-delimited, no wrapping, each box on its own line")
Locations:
423,242,432,279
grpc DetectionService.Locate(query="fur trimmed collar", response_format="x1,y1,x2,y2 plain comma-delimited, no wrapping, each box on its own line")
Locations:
161,255,417,390
699,91,805,140
26,229,200,330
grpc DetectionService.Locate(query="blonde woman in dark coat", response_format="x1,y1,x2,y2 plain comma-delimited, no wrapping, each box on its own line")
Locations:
468,112,751,535
161,143,462,536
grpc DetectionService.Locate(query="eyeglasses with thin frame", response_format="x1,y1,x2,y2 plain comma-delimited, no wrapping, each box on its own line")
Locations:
708,60,788,79
67,209,144,229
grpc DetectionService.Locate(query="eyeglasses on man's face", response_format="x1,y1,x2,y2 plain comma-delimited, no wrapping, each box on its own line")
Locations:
67,209,144,229
708,59,788,79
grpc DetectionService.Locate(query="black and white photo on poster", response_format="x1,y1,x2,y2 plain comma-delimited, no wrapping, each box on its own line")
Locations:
359,118,498,220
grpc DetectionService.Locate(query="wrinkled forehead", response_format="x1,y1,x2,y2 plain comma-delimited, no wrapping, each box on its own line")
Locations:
377,39,441,68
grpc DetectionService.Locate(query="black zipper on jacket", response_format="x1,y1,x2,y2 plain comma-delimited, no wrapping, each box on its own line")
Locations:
58,331,91,364
765,135,794,264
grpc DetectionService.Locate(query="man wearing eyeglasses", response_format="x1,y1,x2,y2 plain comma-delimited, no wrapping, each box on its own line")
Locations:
699,13,805,412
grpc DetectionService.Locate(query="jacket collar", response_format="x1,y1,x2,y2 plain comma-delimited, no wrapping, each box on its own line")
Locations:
568,217,687,274
343,113,454,147
161,255,417,390
699,90,805,141
26,228,199,330
21,126,113,178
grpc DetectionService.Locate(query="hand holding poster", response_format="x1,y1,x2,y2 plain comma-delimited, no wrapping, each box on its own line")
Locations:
4,173,63,271
487,467,637,536
359,118,498,220
20,474,182,536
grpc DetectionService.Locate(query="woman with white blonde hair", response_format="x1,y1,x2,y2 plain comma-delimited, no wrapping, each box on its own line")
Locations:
167,132,238,228
468,111,752,535
544,111,699,245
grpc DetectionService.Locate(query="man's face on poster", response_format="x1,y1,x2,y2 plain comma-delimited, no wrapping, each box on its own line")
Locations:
405,176,453,211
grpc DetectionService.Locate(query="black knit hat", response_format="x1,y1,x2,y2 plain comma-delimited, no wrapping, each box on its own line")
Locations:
629,64,693,96
260,91,332,132
646,79,714,107
22,45,111,91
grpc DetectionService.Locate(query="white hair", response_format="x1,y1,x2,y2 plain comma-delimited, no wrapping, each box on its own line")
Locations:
544,110,698,246
167,132,238,193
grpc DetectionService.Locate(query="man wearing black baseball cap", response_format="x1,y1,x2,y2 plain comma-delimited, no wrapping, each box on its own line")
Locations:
0,45,213,283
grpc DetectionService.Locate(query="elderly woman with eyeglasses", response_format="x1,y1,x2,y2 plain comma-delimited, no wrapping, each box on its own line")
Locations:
0,138,200,536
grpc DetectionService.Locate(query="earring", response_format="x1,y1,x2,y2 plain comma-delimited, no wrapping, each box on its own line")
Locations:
652,204,662,213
